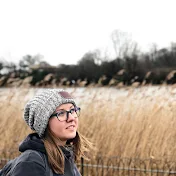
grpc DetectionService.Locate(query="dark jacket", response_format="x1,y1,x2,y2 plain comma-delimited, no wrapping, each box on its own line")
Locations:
11,133,81,176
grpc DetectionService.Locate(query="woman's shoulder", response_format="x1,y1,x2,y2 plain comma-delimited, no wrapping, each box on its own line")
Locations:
19,149,45,163
10,150,49,176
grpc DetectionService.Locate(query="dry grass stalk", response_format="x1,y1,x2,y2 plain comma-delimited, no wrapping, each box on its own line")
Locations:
0,86,176,161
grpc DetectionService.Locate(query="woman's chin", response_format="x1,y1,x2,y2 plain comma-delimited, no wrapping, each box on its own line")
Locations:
66,132,77,140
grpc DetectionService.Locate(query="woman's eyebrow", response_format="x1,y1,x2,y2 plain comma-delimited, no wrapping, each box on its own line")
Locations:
56,105,74,111
56,108,64,111
70,105,74,108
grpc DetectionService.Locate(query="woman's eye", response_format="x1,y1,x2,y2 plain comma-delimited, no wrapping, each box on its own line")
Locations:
70,108,75,113
58,111,65,116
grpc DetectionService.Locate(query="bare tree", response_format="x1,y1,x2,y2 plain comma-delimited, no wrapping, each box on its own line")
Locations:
19,54,43,70
111,29,138,58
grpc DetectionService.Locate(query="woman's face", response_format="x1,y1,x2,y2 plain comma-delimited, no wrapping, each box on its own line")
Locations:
48,103,79,145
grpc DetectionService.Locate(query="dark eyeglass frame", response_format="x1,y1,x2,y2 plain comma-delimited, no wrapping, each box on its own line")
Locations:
50,107,81,122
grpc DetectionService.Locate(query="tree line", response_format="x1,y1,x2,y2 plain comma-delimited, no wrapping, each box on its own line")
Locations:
1,43,176,87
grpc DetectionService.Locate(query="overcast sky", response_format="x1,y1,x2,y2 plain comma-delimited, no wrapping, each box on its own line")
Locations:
0,0,176,66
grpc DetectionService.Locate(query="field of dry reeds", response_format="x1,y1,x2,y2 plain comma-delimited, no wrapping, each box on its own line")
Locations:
0,86,176,161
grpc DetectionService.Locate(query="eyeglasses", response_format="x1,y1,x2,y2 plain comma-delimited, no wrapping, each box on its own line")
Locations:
50,107,81,122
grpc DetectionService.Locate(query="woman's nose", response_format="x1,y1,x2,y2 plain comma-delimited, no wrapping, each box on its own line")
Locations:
66,112,75,121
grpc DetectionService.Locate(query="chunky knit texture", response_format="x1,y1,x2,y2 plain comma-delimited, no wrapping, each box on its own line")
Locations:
23,89,76,137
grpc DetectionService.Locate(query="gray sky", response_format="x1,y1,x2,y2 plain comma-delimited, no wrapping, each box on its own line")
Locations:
0,0,176,66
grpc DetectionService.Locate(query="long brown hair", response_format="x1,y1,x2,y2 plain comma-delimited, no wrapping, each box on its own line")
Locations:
43,127,92,174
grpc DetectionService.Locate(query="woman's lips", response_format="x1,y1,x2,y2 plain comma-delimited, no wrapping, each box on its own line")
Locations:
66,125,75,129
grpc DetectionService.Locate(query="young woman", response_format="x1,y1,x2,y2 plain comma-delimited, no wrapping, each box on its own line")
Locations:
10,89,91,176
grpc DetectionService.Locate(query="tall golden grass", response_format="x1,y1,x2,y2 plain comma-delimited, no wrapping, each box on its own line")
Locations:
0,86,176,161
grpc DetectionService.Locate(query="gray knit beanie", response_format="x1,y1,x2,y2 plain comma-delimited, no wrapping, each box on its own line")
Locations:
24,89,76,137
